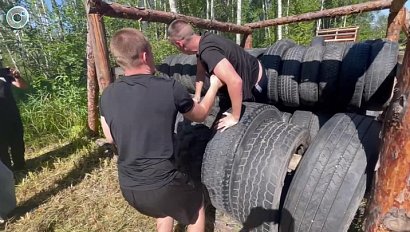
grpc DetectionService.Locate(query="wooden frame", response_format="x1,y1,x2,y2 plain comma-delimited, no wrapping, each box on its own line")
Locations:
86,1,410,229
316,26,359,42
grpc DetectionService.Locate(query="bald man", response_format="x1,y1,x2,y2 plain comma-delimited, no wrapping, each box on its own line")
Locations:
168,19,267,131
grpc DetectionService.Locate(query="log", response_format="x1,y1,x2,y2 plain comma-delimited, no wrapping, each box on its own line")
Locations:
386,1,406,42
245,0,392,29
88,13,112,92
86,22,99,136
403,9,410,38
364,33,410,232
87,0,252,34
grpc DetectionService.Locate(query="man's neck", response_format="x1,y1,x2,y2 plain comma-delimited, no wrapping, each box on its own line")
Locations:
123,67,153,76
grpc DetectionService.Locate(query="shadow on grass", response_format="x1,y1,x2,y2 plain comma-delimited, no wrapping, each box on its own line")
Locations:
9,140,108,224
14,138,89,184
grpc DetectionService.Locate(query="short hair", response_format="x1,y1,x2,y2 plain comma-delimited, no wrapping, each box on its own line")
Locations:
167,19,195,42
109,28,152,70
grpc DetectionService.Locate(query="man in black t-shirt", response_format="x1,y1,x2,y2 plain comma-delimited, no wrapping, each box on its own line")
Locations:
168,19,267,131
100,28,222,232
0,68,28,170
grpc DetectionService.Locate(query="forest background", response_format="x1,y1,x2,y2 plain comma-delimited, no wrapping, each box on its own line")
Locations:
0,0,401,146
0,0,407,231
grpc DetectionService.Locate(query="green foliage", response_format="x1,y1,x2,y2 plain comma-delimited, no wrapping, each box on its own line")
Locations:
20,79,87,148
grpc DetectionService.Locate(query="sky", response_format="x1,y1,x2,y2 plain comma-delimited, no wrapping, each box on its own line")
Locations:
379,2,410,15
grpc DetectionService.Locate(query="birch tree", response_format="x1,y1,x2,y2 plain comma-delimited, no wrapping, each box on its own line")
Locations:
236,0,242,44
277,0,282,40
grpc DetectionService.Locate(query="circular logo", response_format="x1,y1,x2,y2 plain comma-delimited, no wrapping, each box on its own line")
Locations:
6,6,29,29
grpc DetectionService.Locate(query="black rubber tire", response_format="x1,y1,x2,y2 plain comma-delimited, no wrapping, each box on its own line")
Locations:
261,40,296,104
278,45,306,107
289,110,320,144
174,118,213,182
338,43,371,109
230,120,309,232
202,103,282,213
176,55,197,93
300,45,324,106
246,48,267,59
363,40,399,110
156,55,175,79
311,36,325,47
280,113,381,232
318,43,345,108
281,111,292,123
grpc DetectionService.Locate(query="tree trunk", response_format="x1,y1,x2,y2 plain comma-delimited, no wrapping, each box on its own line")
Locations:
277,0,283,40
169,0,177,13
316,0,325,33
86,25,99,136
386,1,406,42
236,0,242,44
87,13,112,92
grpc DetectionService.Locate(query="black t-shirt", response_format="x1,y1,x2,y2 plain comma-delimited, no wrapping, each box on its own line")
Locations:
99,74,194,191
0,72,19,119
198,31,259,101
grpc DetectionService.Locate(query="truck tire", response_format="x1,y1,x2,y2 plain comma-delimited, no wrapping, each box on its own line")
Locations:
280,113,381,232
202,103,282,213
300,46,324,106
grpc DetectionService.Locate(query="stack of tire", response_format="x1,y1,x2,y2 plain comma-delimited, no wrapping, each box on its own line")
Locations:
261,39,398,111
157,40,397,232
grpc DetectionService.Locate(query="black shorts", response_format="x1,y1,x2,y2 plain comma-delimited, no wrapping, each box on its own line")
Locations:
120,172,203,225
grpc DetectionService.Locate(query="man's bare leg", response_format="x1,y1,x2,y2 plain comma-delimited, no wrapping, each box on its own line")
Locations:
187,201,205,232
156,216,173,232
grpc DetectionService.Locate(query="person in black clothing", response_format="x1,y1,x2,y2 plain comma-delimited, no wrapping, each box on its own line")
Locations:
0,67,28,170
168,19,268,131
100,28,223,232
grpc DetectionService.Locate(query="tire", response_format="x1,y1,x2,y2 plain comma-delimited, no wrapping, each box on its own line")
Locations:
174,118,213,182
363,40,399,110
318,43,345,108
156,55,175,79
281,112,292,123
246,48,267,59
278,46,306,107
311,36,325,47
338,43,371,109
261,40,296,104
300,46,324,106
202,103,282,213
176,55,197,93
289,110,320,144
280,113,381,232
230,121,309,232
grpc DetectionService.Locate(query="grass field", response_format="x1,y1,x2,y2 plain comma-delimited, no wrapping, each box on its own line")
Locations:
0,137,244,232
0,133,366,232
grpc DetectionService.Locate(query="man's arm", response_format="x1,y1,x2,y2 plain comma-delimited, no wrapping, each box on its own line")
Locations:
193,59,206,102
212,58,243,131
101,116,114,144
184,75,223,122
10,69,28,89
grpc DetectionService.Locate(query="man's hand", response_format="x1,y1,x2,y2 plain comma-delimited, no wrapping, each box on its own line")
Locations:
210,74,224,89
10,68,21,79
216,112,239,132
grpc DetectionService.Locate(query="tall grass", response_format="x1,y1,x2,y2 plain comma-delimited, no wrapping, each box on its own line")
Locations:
19,78,88,148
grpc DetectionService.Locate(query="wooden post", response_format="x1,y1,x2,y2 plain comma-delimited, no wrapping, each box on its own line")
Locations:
364,35,410,232
88,11,112,92
240,34,253,48
386,0,407,42
86,22,99,136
